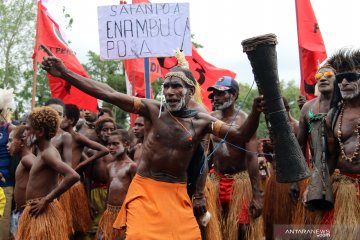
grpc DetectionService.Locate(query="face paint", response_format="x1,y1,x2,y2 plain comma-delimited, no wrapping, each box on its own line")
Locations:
214,98,233,110
163,77,189,112
26,133,37,148
107,135,126,157
212,90,234,110
165,95,186,112
339,78,360,100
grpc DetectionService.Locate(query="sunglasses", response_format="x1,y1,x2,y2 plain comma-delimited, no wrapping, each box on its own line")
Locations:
314,71,334,81
336,72,360,83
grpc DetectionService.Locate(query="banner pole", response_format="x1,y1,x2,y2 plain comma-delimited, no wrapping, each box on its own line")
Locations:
144,58,151,99
32,0,41,110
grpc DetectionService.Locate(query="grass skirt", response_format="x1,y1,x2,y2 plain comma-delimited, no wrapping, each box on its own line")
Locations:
210,171,263,240
262,174,292,240
58,188,73,235
69,181,92,233
95,204,124,240
330,173,360,240
204,177,222,240
17,199,68,240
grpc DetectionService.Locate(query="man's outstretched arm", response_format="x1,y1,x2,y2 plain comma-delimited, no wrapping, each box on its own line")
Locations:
206,96,263,144
40,45,149,116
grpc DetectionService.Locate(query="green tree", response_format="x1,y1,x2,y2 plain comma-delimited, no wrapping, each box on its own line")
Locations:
0,0,36,112
235,80,301,138
18,68,51,113
83,51,129,128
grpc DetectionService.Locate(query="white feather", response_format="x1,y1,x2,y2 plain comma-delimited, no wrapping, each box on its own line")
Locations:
0,88,15,112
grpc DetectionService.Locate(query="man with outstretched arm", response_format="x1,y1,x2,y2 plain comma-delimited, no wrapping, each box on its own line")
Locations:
41,45,263,239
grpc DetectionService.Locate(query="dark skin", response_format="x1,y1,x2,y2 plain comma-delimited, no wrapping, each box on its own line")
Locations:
210,89,263,219
7,130,35,209
132,116,144,164
297,95,307,110
24,123,79,217
78,110,98,140
106,135,137,206
326,77,360,175
41,45,263,218
87,121,116,184
297,68,335,203
48,104,73,166
59,115,109,172
297,67,335,157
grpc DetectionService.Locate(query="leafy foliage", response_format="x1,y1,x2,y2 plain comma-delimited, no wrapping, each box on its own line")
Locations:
83,51,129,128
236,80,301,138
0,0,36,113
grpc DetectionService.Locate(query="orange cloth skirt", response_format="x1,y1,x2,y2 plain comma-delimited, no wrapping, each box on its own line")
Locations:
113,174,201,240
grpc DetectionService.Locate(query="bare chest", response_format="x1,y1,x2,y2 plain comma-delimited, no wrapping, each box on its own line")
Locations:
150,117,203,149
335,113,360,141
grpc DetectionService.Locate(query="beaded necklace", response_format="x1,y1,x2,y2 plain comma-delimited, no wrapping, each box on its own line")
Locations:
337,104,360,163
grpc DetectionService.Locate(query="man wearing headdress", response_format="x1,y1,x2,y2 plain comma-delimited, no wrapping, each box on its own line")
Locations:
41,45,263,239
296,62,336,225
207,77,263,240
322,48,360,239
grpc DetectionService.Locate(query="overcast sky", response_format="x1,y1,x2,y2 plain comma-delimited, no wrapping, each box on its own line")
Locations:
62,0,360,86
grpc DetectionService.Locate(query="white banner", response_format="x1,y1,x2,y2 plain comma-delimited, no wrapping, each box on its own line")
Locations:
97,3,191,60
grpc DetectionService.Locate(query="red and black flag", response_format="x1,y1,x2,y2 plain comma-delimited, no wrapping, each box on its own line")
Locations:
33,0,97,111
295,0,327,100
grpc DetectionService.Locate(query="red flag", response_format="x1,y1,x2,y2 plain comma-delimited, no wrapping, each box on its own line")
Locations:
159,46,236,111
295,0,327,100
33,0,97,112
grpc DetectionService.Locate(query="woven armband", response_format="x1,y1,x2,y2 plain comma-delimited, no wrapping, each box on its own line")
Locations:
132,97,142,113
211,120,224,137
191,193,206,203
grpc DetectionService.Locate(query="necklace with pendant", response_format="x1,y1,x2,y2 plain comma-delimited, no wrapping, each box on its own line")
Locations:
168,110,193,142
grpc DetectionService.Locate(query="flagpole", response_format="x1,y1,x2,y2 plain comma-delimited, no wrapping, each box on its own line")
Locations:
32,0,41,110
144,58,151,99
294,0,304,99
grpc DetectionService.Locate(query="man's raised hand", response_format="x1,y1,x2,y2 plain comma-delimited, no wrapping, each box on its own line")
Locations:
40,44,66,78
40,44,54,57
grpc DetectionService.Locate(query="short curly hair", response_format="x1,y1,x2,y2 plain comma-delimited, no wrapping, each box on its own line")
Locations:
28,106,60,140
95,117,116,134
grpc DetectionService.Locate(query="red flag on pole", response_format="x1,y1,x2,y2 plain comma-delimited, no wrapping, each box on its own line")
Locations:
158,46,236,111
295,0,327,100
33,0,97,112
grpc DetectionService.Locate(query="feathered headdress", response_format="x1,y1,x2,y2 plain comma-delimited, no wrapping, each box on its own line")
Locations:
172,49,203,105
158,49,204,117
0,87,15,122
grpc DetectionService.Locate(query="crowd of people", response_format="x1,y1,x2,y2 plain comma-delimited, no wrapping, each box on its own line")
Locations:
0,45,359,240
